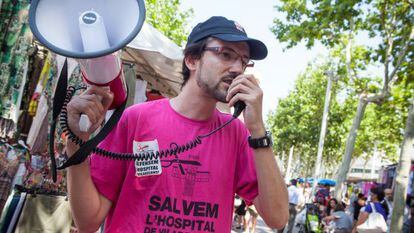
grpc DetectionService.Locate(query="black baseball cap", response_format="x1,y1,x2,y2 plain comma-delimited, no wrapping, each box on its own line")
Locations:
186,16,268,60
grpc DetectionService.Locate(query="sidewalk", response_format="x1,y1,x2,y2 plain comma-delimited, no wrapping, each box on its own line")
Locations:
231,216,300,233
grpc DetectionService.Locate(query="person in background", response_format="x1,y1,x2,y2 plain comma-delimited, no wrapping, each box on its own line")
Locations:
284,179,304,233
323,203,353,233
234,199,248,231
383,188,393,227
352,187,389,233
247,205,259,233
315,184,330,207
303,182,312,204
348,188,360,217
326,198,339,217
402,200,413,233
353,194,366,223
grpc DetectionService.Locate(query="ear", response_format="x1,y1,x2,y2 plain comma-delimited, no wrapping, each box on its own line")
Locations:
184,55,198,71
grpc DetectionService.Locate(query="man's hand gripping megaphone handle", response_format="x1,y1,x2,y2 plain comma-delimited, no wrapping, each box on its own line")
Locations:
78,86,108,132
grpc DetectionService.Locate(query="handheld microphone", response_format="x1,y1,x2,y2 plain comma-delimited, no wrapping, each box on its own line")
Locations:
233,101,246,118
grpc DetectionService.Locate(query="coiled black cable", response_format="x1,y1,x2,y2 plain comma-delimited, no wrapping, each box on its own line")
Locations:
59,85,236,162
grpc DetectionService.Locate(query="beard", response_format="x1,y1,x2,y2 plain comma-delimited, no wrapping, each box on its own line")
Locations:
195,63,238,103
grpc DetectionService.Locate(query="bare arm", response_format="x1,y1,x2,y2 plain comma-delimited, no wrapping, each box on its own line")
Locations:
352,211,369,233
65,87,114,232
227,74,289,229
251,130,289,229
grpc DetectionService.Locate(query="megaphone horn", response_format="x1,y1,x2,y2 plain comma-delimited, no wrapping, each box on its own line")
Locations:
29,0,146,58
29,0,146,131
29,0,146,181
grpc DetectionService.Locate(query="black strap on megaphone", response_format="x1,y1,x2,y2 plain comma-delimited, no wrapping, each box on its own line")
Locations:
57,95,127,170
49,59,127,181
49,59,69,182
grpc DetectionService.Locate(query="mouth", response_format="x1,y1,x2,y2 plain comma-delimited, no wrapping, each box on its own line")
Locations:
222,78,233,86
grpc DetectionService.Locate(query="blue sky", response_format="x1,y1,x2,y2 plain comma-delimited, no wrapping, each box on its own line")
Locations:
180,0,328,120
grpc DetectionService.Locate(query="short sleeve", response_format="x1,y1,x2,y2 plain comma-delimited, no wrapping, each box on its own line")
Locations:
363,203,373,213
90,111,130,203
234,128,258,205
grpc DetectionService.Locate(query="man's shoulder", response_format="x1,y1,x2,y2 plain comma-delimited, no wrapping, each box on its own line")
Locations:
126,99,168,114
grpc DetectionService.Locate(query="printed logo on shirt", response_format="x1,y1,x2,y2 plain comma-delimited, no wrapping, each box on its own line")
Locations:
134,140,162,177
144,195,219,232
161,154,211,197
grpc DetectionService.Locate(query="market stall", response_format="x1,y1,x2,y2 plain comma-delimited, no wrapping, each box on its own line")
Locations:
0,2,188,231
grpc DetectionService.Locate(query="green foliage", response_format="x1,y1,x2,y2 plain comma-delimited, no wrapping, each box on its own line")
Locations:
268,62,351,169
271,0,367,49
145,0,193,46
267,58,413,171
270,0,414,165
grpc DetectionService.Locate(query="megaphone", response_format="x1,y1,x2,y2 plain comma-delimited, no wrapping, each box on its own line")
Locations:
29,0,146,181
29,0,146,130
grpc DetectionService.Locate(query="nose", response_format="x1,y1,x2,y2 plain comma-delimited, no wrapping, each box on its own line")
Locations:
228,58,244,73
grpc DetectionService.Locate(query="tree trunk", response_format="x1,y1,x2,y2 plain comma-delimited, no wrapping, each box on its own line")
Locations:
312,72,334,196
370,143,378,180
285,146,294,183
335,95,368,200
390,101,414,233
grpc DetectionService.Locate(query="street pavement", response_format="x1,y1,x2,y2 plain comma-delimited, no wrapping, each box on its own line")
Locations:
231,216,301,233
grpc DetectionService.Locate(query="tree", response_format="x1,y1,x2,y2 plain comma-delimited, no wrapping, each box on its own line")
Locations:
267,61,352,177
145,0,193,46
271,0,413,201
390,100,414,232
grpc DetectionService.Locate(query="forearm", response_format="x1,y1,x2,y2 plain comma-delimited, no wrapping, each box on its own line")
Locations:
253,146,289,229
352,212,368,233
66,142,109,232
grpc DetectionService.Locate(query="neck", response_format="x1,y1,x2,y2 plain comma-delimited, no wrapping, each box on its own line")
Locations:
170,81,217,121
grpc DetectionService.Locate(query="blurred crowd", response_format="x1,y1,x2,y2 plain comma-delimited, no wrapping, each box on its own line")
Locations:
232,179,414,233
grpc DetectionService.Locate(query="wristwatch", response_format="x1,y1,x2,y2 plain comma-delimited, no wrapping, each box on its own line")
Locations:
248,131,273,149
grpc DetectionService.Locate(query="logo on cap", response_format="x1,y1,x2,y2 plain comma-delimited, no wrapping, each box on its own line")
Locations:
234,21,245,33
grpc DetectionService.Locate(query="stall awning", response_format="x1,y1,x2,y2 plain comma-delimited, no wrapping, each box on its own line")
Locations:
123,23,183,97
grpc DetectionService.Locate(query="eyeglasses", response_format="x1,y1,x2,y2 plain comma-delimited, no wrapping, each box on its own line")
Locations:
203,46,254,69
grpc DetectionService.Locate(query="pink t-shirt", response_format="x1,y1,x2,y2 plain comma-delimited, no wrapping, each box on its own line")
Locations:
90,99,258,233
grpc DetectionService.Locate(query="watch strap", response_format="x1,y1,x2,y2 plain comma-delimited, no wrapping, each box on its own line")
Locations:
248,131,272,148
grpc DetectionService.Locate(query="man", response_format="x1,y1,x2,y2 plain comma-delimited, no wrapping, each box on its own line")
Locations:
65,16,288,232
278,179,303,233
383,188,393,226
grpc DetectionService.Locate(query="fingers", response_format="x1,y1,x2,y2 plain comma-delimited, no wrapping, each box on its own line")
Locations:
226,74,262,107
79,95,104,115
86,86,114,110
226,82,250,103
66,86,114,138
228,92,250,108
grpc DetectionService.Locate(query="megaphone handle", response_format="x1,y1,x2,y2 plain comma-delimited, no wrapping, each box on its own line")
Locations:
78,90,104,132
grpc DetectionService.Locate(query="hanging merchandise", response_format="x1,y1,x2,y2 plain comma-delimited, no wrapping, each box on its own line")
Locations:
0,139,30,214
0,148,19,213
4,192,26,233
0,119,14,139
133,76,147,104
0,0,32,126
25,53,54,149
123,63,137,107
14,194,72,233
0,191,18,232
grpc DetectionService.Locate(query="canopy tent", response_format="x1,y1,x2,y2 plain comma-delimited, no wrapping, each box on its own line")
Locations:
122,22,184,98
297,178,337,186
